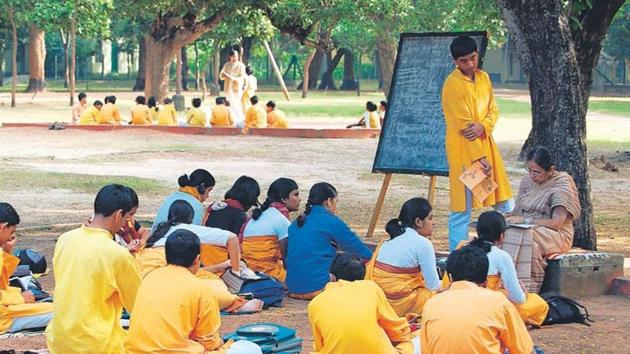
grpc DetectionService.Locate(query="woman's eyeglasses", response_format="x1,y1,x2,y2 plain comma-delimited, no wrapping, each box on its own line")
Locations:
525,167,544,176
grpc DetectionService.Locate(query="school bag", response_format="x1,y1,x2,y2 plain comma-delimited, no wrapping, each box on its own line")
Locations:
9,265,52,302
221,268,284,308
223,323,303,354
541,292,593,326
13,248,47,274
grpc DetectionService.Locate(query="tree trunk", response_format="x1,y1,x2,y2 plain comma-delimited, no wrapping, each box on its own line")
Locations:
26,25,47,92
376,33,397,98
9,7,17,107
144,35,179,101
133,36,146,91
213,50,220,87
181,46,189,91
0,40,5,87
302,48,316,98
340,48,358,90
69,19,77,106
60,29,69,88
241,37,254,64
194,42,200,90
374,50,384,90
318,49,343,90
176,49,183,94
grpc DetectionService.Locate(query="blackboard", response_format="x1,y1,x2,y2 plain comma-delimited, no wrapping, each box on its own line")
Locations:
372,32,488,176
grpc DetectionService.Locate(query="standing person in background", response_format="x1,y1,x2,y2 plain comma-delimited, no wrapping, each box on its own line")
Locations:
147,96,159,122
158,97,178,126
99,95,122,125
241,65,258,114
187,98,207,127
71,92,87,124
441,35,513,251
220,49,246,127
79,100,103,125
266,101,288,128
131,96,153,125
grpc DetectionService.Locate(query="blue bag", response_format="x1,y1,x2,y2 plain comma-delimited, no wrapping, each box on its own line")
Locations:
238,273,284,308
223,323,303,354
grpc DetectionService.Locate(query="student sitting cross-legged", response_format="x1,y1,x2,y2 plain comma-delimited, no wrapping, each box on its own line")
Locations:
244,96,267,130
308,253,420,354
421,245,534,354
79,100,103,125
157,97,178,126
286,183,373,300
125,229,261,354
365,198,441,317
211,96,234,127
187,98,207,127
265,100,288,128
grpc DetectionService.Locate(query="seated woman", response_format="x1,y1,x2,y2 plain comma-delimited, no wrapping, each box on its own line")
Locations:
505,146,581,292
241,178,300,282
152,169,215,232
201,175,261,267
468,211,549,326
285,183,373,300
365,198,440,316
136,200,262,313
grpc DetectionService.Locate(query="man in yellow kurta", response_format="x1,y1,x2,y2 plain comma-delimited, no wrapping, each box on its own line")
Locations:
308,253,419,354
441,36,513,250
0,203,53,334
125,229,236,354
245,96,267,130
187,98,207,127
266,101,288,128
131,96,153,125
79,100,104,125
99,95,122,124
158,98,178,126
211,96,234,127
45,184,142,354
421,245,533,354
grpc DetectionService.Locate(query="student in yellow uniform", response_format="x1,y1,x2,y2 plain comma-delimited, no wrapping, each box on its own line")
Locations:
308,253,420,354
244,96,267,130
71,92,87,123
187,98,207,127
79,100,103,125
45,184,142,354
99,95,122,124
266,101,288,128
346,101,380,129
125,230,261,354
131,96,153,125
421,245,534,354
0,203,53,334
158,97,178,126
210,96,234,127
442,36,513,251
147,96,159,122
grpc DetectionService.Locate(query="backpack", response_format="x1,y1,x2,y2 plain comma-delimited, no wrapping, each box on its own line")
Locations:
13,248,47,274
222,269,284,308
223,323,303,354
541,292,593,326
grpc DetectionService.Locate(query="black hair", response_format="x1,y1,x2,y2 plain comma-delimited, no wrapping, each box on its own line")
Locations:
163,98,173,105
224,99,231,107
224,175,261,211
251,177,299,220
127,186,139,209
109,95,117,104
470,211,506,253
94,100,103,107
146,200,194,247
104,96,111,104
296,182,337,227
385,198,432,239
78,92,86,101
527,146,555,171
446,245,489,284
0,202,20,226
165,229,201,267
331,253,365,281
94,184,135,217
266,100,276,109
215,96,225,105
250,95,259,105
135,95,146,105
379,100,387,109
228,48,239,57
366,101,377,112
192,98,202,108
177,169,216,194
450,36,478,59
147,96,157,110
246,66,254,76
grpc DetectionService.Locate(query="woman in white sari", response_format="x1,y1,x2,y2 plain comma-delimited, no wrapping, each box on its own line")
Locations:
220,49,246,127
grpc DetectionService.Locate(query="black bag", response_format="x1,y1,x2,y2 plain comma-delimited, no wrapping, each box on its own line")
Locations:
14,248,47,274
541,292,593,326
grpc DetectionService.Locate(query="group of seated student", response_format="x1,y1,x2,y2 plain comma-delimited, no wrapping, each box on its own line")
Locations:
346,99,387,129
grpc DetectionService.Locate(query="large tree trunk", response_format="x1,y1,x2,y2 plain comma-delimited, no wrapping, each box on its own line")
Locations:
496,0,624,250
9,8,17,107
241,37,254,64
69,19,77,106
299,48,324,90
376,34,397,98
181,46,189,91
144,35,179,101
60,29,69,88
318,49,343,90
194,42,200,90
0,40,5,87
26,25,46,92
340,48,358,90
302,48,316,98
133,36,146,91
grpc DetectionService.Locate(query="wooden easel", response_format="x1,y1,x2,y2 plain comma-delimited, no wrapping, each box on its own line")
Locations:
366,174,437,238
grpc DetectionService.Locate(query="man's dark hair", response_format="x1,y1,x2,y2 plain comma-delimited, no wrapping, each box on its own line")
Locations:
215,96,226,105
250,95,259,105
446,245,489,284
165,229,200,267
0,203,20,226
94,184,135,217
330,253,365,281
94,100,103,107
78,92,87,101
450,36,478,59
192,98,202,108
266,100,276,109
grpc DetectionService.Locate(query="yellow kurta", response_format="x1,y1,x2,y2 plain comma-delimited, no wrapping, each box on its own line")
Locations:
124,265,230,354
241,75,257,113
441,69,512,212
0,251,53,333
150,107,159,122
366,111,381,129
99,103,122,124
267,110,288,128
187,107,207,127
308,280,414,354
45,225,142,354
131,104,153,125
245,105,267,129
242,236,286,282
421,281,533,354
79,106,101,125
158,104,178,126
211,105,234,127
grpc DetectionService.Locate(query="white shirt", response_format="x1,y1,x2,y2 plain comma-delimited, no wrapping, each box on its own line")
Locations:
152,223,230,247
488,245,526,304
243,207,290,240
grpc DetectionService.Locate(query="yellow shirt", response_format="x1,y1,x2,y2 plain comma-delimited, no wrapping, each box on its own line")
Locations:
267,110,288,128
441,69,512,211
150,106,159,122
421,281,533,354
99,103,122,124
125,265,228,354
308,280,413,354
187,107,207,127
211,105,234,127
131,104,153,125
45,225,142,354
245,104,267,129
79,106,101,125
72,102,87,122
158,104,178,126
